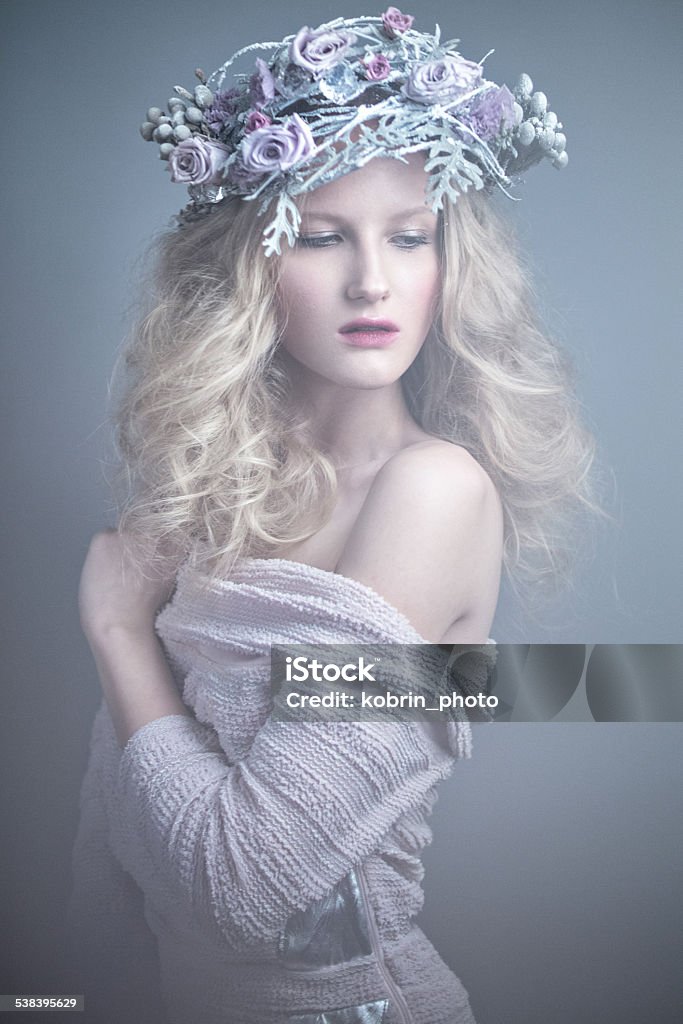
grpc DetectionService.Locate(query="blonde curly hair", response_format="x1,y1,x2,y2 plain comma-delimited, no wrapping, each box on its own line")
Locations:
110,187,599,597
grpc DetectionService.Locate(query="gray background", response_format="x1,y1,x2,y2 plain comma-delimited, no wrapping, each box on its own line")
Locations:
1,1,682,1022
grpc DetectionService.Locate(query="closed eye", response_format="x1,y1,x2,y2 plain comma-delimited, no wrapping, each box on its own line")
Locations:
295,232,432,251
296,234,342,249
391,233,431,250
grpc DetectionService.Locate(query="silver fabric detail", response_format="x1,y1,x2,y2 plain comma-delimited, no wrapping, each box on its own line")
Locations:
279,868,372,968
285,999,388,1023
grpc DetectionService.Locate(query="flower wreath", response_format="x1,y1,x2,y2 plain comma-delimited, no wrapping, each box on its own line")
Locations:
140,8,568,255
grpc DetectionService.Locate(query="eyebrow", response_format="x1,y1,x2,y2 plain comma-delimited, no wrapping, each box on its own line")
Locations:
301,206,435,224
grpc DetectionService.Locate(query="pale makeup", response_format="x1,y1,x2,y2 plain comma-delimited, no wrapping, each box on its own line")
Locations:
276,155,441,395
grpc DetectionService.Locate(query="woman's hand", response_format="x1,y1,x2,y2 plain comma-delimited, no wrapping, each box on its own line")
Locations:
79,528,180,646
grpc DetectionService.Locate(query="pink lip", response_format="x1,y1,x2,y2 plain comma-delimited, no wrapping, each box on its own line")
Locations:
338,318,400,348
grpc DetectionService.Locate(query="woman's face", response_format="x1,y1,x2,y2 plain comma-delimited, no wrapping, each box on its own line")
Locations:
276,155,440,392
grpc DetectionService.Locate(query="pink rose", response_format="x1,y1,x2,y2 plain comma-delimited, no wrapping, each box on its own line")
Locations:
290,25,356,78
381,7,414,39
245,111,272,133
240,113,315,175
250,58,276,109
402,56,483,104
168,137,230,185
363,54,391,81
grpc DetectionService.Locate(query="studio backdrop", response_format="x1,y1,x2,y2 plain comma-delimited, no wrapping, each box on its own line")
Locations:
1,2,681,1023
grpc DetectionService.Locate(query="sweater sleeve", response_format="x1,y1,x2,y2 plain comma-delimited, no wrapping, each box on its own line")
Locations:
66,703,166,1023
106,662,458,953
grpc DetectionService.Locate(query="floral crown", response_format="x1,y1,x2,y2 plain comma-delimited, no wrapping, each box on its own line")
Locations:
140,8,568,256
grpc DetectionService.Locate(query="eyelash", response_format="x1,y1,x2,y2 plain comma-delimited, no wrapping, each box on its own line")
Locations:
296,233,431,251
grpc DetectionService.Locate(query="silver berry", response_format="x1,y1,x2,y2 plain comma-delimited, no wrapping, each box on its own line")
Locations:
139,121,155,141
552,151,569,169
518,121,536,146
173,125,192,142
514,73,533,101
539,127,555,151
184,106,204,125
529,92,547,116
146,106,163,124
194,85,214,109
159,143,175,160
153,123,174,143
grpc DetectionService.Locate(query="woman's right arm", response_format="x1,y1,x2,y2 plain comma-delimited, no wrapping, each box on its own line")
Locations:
79,529,191,746
90,624,457,954
81,529,482,954
104,658,455,951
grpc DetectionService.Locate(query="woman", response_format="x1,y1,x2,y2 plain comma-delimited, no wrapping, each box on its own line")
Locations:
68,10,595,1024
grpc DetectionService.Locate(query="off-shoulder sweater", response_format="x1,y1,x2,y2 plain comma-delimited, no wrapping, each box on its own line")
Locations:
66,557,495,1024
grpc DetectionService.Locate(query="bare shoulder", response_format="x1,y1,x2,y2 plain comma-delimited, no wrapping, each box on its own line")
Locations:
336,440,503,642
361,439,503,551
380,438,498,498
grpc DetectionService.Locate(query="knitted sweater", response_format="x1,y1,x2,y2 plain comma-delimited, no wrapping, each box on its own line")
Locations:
66,557,495,1024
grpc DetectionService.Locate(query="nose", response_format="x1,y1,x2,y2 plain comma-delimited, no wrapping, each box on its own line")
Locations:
345,242,390,303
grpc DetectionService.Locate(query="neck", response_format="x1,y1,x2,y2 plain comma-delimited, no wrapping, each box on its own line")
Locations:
281,356,421,469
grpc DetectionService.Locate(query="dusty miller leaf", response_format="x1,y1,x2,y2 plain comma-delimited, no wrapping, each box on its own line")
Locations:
424,132,485,210
262,191,301,257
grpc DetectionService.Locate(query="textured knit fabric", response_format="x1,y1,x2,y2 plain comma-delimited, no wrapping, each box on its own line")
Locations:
66,557,495,1024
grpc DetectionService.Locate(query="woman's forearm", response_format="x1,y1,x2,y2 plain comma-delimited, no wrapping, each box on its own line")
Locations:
89,626,191,748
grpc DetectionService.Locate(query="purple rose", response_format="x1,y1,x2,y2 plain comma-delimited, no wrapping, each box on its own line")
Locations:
289,25,356,78
205,88,240,134
168,137,230,185
240,113,315,175
250,58,276,109
363,53,391,81
403,56,483,105
467,85,516,141
381,6,414,38
244,110,272,133
227,159,261,190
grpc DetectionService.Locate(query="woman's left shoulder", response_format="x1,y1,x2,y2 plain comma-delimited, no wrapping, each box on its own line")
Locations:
373,439,504,558
382,438,500,508
336,439,503,641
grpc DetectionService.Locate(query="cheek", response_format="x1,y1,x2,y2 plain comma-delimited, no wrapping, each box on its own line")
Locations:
400,256,440,321
277,267,330,330
277,273,327,362
277,271,304,323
